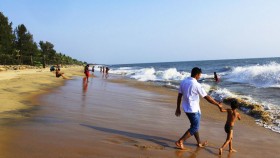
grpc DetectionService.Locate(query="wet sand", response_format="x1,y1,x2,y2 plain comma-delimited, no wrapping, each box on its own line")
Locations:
0,72,279,158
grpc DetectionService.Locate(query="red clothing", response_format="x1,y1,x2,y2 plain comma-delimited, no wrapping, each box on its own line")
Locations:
85,71,90,77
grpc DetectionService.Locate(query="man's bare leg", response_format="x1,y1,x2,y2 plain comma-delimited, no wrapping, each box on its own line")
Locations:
175,131,191,149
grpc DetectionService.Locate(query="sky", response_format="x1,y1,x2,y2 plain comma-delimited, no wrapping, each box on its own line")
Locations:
1,0,280,65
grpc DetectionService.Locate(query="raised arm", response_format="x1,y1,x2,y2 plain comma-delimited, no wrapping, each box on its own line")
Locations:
175,93,183,117
203,95,223,111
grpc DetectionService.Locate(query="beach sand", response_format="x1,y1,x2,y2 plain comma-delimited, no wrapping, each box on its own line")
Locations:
0,70,279,158
0,66,84,119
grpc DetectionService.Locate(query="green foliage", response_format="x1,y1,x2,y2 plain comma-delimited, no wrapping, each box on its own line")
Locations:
15,24,38,65
0,12,83,66
0,12,16,64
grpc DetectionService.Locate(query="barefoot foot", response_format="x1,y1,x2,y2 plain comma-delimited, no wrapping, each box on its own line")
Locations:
198,141,208,147
175,141,185,150
230,149,237,152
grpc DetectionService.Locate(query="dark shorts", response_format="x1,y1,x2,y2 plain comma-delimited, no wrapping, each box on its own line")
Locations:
224,124,233,133
186,112,201,136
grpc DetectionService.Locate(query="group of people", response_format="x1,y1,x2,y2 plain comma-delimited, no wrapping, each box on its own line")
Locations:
84,64,110,81
175,67,241,155
50,64,111,81
99,66,110,78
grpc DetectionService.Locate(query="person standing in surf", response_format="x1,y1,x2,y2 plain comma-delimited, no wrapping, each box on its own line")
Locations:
214,72,219,82
175,67,223,150
92,65,95,76
84,64,90,82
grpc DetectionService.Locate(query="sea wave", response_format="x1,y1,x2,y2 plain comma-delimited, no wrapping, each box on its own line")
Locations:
225,62,280,88
110,67,190,82
110,64,280,133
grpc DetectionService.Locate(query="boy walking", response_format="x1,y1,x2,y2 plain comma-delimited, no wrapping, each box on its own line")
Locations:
219,100,241,155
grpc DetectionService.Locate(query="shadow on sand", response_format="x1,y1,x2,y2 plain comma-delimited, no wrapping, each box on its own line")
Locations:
80,124,226,157
80,123,174,148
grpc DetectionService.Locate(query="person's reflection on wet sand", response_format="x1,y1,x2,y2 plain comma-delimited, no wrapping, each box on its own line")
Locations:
175,146,202,158
175,145,234,158
82,77,88,107
83,77,88,94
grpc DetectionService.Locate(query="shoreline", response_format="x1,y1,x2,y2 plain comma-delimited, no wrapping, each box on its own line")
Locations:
0,71,279,157
109,75,280,134
108,76,261,127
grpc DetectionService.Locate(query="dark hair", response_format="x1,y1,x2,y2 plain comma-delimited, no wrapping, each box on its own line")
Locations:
191,67,202,77
231,100,238,110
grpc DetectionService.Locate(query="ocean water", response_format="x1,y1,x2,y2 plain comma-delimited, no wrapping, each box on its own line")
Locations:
110,57,280,133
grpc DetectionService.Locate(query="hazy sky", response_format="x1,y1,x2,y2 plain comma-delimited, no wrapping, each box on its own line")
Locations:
1,0,280,64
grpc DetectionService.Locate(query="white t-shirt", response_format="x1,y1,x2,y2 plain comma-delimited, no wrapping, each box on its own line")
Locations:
178,77,207,113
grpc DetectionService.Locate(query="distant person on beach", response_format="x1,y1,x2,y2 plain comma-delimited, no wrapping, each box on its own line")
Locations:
175,67,223,150
102,66,105,74
100,66,102,73
219,100,241,155
92,65,95,73
105,67,110,78
214,72,219,82
84,64,90,82
91,65,95,77
55,67,67,79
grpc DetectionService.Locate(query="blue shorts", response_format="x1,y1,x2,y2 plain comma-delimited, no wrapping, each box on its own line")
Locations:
186,112,201,136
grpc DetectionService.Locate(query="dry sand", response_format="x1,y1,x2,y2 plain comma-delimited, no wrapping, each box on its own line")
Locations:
0,70,279,158
0,66,84,119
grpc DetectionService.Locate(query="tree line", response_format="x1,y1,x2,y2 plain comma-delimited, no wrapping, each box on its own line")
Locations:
0,12,84,67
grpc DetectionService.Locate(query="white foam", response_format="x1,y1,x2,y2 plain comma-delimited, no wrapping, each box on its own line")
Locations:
225,62,280,88
207,87,280,133
130,68,157,81
111,67,190,82
110,67,135,76
158,68,189,81
111,64,280,133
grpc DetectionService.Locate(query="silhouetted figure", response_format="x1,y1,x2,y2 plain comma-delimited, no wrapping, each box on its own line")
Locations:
102,66,105,74
105,67,110,78
214,72,219,82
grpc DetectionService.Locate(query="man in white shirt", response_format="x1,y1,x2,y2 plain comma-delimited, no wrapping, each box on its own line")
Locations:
175,67,222,150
